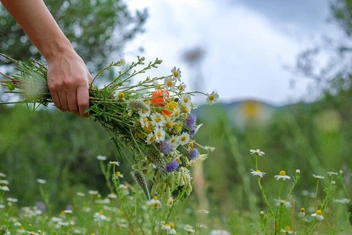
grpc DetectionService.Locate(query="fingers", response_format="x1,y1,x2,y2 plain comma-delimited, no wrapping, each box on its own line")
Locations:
46,52,91,117
49,76,90,117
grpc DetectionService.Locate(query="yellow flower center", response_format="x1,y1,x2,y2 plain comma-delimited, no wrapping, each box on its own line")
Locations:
168,101,178,110
209,95,215,101
300,207,305,213
154,116,161,123
182,105,189,113
99,211,103,215
156,131,162,138
284,226,291,231
116,172,121,177
176,158,181,164
189,142,194,148
316,209,323,216
279,170,286,176
173,71,179,77
256,170,261,173
167,80,173,87
153,195,158,200
169,223,175,229
149,136,155,141
181,136,187,142
183,97,189,103
117,92,124,99
166,122,173,129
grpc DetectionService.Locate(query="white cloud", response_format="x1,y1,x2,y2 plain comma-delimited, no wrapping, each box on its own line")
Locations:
125,0,325,105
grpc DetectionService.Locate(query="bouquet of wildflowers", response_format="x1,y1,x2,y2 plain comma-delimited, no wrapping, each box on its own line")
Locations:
0,53,218,203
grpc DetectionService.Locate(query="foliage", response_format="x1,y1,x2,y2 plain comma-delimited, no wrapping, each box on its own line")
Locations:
0,0,148,72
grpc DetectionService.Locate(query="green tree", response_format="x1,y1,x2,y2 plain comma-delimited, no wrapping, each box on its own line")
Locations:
0,0,147,72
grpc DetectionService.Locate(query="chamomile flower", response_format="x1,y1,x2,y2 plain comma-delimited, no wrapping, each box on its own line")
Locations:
146,132,156,145
0,186,9,191
171,66,182,81
280,226,294,234
164,77,176,91
180,94,192,106
178,82,186,92
138,107,150,117
250,169,266,178
147,196,161,209
333,198,351,204
140,116,149,129
150,113,165,127
250,149,265,156
179,132,190,145
37,179,46,184
154,127,166,143
168,223,177,234
109,161,120,166
96,155,107,161
184,225,195,233
274,198,292,208
313,174,324,179
206,91,219,104
274,170,291,180
170,135,180,148
311,209,324,221
299,207,305,217
171,108,181,118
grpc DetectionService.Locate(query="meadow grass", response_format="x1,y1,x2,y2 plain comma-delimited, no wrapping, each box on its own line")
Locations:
0,145,351,235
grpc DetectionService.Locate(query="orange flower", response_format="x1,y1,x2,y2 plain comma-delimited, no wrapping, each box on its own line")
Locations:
151,90,169,107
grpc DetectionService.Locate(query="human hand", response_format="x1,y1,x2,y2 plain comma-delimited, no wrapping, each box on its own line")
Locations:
47,49,92,117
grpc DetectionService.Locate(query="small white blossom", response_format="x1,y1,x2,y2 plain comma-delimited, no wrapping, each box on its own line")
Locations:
250,149,265,156
109,161,120,166
96,155,107,161
313,174,324,179
171,66,182,81
333,198,350,204
37,179,46,184
206,91,219,104
250,169,266,178
311,210,324,221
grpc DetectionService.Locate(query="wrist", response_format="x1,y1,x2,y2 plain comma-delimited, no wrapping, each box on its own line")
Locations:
42,36,74,63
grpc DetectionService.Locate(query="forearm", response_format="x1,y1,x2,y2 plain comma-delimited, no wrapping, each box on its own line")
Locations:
1,0,73,62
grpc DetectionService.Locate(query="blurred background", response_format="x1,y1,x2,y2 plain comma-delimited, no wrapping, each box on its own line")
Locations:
1,0,352,231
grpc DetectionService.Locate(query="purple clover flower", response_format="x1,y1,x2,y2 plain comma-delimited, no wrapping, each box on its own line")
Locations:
159,140,173,155
189,148,199,160
166,160,179,172
186,114,197,129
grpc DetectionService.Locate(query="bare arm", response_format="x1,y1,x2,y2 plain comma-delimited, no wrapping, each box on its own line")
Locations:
1,0,91,117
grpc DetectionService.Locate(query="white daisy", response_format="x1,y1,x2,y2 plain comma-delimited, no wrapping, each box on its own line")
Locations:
154,127,166,143
311,209,324,221
171,66,182,81
274,171,291,180
249,149,265,156
138,107,150,117
140,117,149,128
250,169,266,178
145,132,156,145
164,77,176,91
206,91,219,104
150,113,165,127
180,94,192,106
179,132,190,145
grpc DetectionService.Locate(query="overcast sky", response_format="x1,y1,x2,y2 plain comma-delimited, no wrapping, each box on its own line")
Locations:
125,0,342,105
